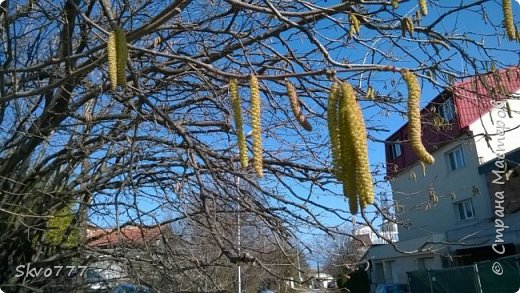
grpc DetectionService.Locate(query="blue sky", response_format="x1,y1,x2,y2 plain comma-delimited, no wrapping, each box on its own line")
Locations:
87,1,520,245
294,0,520,238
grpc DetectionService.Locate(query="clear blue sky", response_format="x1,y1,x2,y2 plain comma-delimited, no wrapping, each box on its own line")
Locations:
294,0,520,240
90,1,520,245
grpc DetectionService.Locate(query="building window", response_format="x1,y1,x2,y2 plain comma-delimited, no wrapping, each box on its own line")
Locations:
389,143,402,160
439,98,455,121
447,146,465,171
456,199,475,221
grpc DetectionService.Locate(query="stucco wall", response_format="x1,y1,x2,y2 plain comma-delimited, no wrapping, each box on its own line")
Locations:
468,96,520,164
369,253,443,286
391,138,493,241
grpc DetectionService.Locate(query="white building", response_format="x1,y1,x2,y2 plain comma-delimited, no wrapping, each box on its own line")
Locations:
353,222,399,245
363,67,520,289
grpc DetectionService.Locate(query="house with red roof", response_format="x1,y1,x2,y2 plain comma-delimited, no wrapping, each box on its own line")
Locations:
362,67,520,289
85,224,171,286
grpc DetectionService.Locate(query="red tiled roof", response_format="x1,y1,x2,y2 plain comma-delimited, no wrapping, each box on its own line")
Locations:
385,66,520,177
87,225,166,247
453,66,520,129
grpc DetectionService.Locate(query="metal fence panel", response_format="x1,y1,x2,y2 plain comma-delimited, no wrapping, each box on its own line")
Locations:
407,254,520,293
408,266,477,293
429,266,477,293
477,256,520,293
407,270,430,293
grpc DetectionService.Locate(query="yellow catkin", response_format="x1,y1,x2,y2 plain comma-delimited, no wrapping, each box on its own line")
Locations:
345,183,358,216
338,83,358,214
366,86,375,100
404,17,414,36
419,0,428,16
115,27,128,89
340,82,374,211
402,69,435,165
107,31,118,91
250,75,263,177
392,0,399,9
349,14,361,37
230,79,248,168
328,82,343,179
503,0,516,40
286,79,312,131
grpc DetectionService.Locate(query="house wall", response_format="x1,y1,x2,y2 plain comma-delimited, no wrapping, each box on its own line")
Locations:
369,253,443,286
385,92,464,177
468,97,520,165
391,138,492,241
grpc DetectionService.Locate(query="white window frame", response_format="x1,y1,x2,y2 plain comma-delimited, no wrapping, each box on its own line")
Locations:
447,146,465,171
389,143,402,160
439,98,455,121
455,199,475,221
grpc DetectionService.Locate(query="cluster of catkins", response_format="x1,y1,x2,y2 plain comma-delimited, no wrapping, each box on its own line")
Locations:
104,29,435,216
349,14,361,38
401,17,415,37
328,81,374,214
230,77,313,178
107,27,128,91
228,70,434,215
392,0,428,16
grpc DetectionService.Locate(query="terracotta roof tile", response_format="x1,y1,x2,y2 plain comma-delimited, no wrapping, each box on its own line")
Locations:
87,225,166,247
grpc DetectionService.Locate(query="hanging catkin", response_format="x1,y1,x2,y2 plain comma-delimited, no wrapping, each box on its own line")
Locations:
339,82,374,211
230,79,248,168
286,79,312,131
107,26,128,91
338,82,358,214
328,82,343,179
115,27,128,89
344,183,358,216
404,17,414,36
250,75,263,177
349,14,361,37
402,69,435,164
419,0,428,16
107,31,118,91
503,0,516,40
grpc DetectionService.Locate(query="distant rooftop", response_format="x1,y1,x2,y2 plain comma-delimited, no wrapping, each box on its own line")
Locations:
87,224,168,247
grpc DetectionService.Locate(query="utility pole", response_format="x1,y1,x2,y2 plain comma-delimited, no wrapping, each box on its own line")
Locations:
236,177,242,293
296,246,302,283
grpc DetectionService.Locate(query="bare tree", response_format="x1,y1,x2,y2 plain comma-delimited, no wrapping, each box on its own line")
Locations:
0,0,518,291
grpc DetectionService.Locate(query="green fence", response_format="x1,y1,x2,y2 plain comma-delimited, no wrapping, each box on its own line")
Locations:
407,255,520,293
